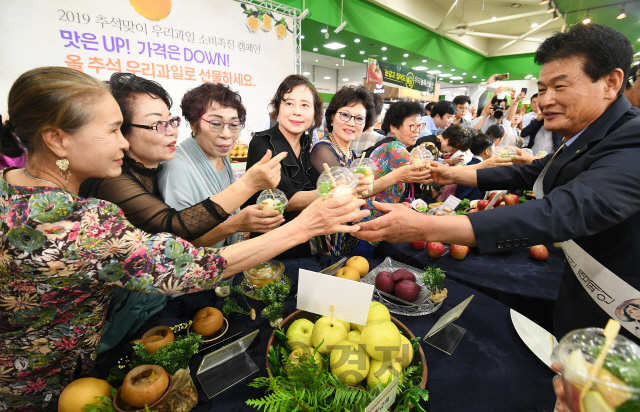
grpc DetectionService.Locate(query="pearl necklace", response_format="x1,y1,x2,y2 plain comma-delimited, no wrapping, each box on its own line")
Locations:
23,168,60,188
328,133,352,161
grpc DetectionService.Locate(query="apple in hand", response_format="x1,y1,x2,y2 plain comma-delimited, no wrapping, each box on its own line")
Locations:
427,242,445,258
529,245,549,261
410,241,426,250
477,200,490,211
375,271,396,293
450,244,470,260
504,194,520,205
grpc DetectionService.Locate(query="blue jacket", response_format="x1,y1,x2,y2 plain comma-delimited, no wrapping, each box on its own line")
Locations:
454,158,483,200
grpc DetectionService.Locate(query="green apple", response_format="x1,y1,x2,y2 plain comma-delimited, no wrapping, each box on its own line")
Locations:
286,347,323,374
356,302,391,332
366,359,402,388
361,319,401,361
286,318,314,351
347,330,362,344
583,390,614,412
395,334,413,369
311,316,348,354
330,339,370,384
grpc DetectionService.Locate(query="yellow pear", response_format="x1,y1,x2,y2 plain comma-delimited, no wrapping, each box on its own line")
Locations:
356,302,391,332
330,340,370,384
345,256,369,277
336,266,360,281
286,347,323,374
395,334,414,369
311,316,348,354
361,319,400,361
285,318,314,352
347,330,362,344
58,377,112,412
366,359,402,388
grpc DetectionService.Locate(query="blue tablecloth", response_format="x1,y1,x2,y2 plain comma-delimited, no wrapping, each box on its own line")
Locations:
375,242,565,332
94,255,556,411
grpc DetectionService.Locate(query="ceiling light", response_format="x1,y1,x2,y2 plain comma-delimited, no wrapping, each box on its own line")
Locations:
422,59,427,63
323,42,346,49
439,73,452,77
321,28,327,33
381,47,387,51
334,21,348,33
336,64,339,66
460,81,464,83
546,1,556,13
382,57,387,60
340,54,345,57
438,64,442,67
481,78,485,81
617,7,626,19
360,50,365,54
427,70,441,74
403,53,409,57
511,3,522,8
525,74,532,79
402,62,406,65
451,76,463,80
342,78,349,81
301,35,305,39
491,17,497,20
315,59,318,62
354,38,360,43
303,71,310,75
539,0,549,4
313,48,318,51
531,77,537,80
583,10,591,24
324,76,331,79
462,72,467,75
450,81,453,83
531,22,539,28
552,10,560,21
300,8,310,19
472,75,477,78
412,66,428,70
451,68,455,71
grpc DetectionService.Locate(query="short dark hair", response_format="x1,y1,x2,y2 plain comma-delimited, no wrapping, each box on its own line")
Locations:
441,123,472,151
490,95,507,106
424,102,435,114
269,74,323,130
453,95,471,106
181,83,246,135
469,132,494,156
530,93,539,100
619,303,640,322
381,101,423,135
534,24,633,95
325,86,376,132
372,93,384,117
486,124,505,140
431,100,457,118
109,72,173,137
627,65,639,90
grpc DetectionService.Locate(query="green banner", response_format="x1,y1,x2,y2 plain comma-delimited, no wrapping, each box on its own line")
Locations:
367,58,437,94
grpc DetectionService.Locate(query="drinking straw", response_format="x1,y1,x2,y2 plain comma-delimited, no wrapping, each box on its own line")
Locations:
579,319,621,408
322,163,336,186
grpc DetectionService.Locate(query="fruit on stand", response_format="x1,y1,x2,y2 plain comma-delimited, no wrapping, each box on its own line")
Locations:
330,340,371,384
336,266,361,282
230,143,248,158
345,256,369,277
58,377,112,412
347,330,362,344
504,194,520,205
192,307,224,336
427,242,445,258
391,269,416,283
287,347,323,374
360,320,401,361
477,200,490,211
131,325,175,354
396,335,414,369
375,271,395,293
450,244,470,260
311,316,348,354
488,192,504,205
410,241,426,250
366,359,402,388
394,280,421,302
120,365,170,408
529,245,549,261
285,318,314,351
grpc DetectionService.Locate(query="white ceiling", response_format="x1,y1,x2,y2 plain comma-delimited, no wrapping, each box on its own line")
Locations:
301,50,365,70
366,0,565,57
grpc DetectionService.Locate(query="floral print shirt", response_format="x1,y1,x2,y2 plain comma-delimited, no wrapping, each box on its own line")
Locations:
0,169,225,411
363,139,411,221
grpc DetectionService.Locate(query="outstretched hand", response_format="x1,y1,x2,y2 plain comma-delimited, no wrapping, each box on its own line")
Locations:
244,149,288,191
354,202,425,243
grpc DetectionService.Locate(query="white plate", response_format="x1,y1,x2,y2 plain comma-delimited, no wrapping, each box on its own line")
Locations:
510,309,559,370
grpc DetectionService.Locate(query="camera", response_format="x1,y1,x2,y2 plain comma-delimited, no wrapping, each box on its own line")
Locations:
492,104,505,119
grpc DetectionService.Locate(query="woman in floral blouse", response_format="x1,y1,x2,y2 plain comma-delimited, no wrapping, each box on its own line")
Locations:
0,67,368,411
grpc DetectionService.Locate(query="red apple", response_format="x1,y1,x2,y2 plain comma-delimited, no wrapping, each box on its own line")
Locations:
427,242,445,258
394,280,421,302
450,244,470,260
504,195,520,206
410,241,426,250
489,192,504,205
477,200,490,211
529,245,549,261
375,271,396,293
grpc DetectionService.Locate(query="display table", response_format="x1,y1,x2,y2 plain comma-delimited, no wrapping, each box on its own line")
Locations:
375,242,565,332
94,255,556,411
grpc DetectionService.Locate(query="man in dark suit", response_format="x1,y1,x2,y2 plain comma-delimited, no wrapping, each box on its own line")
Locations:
356,23,639,344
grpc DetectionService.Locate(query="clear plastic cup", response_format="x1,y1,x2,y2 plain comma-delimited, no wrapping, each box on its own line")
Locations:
537,150,549,157
257,188,288,215
551,327,640,412
316,166,358,200
410,146,434,171
499,146,517,162
350,158,376,197
523,148,534,156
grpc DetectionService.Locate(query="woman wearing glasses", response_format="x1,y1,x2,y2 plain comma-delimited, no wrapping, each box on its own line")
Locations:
80,73,284,352
159,82,286,249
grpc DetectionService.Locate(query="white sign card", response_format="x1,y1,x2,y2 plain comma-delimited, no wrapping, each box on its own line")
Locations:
426,295,474,338
297,269,374,326
364,376,400,412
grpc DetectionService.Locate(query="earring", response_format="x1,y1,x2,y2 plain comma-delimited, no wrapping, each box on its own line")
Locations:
56,158,70,183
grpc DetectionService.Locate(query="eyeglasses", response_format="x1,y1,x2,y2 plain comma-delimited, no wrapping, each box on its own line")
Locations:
401,123,426,133
629,72,637,86
201,118,244,133
337,111,366,125
129,116,181,134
